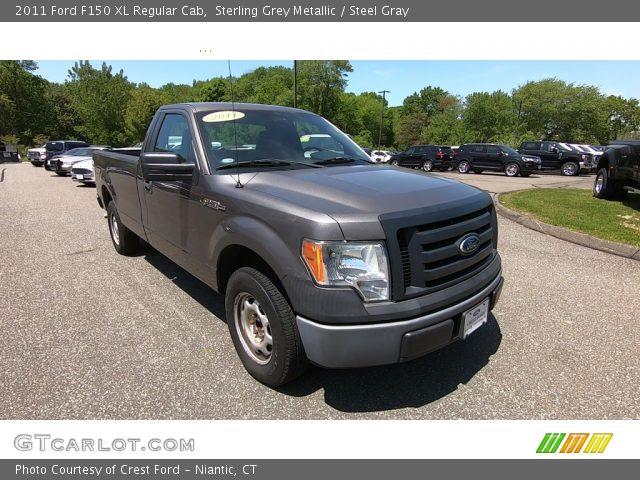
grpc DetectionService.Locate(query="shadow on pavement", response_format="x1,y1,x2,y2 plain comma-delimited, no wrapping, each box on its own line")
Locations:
142,246,502,413
143,249,226,320
279,314,501,412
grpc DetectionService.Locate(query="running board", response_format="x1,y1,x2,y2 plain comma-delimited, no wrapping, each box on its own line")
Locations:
623,186,640,194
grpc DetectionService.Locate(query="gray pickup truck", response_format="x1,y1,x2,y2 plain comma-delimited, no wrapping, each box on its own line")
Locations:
94,103,503,386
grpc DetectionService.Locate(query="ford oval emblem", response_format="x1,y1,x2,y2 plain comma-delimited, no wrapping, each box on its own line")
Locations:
459,233,481,255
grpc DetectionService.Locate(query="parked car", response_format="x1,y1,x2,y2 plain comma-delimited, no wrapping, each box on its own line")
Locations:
388,145,453,172
455,144,541,177
518,141,596,176
44,140,90,166
46,146,109,175
370,150,392,163
593,140,640,199
70,158,95,185
94,103,503,387
27,145,47,166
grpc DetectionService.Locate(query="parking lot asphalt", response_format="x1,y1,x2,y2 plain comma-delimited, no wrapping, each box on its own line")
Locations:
1,163,638,420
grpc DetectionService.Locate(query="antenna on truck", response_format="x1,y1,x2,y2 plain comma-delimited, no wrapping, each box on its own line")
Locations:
227,60,243,188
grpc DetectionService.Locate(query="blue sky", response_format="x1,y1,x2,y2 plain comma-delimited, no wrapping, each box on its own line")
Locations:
36,60,640,107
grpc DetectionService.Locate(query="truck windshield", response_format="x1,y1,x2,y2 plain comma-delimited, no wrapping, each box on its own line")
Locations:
196,108,372,172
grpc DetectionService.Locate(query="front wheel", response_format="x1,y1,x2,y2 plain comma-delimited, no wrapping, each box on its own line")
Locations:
390,159,399,166
593,167,625,199
225,267,308,387
421,160,434,172
561,161,579,176
504,162,520,177
457,160,471,174
106,201,139,255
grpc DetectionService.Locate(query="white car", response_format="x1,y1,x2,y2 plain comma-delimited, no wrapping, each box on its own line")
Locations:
46,146,108,176
370,150,392,163
27,145,47,166
70,158,95,185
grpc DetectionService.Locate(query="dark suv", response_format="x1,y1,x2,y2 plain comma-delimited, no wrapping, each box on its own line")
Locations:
455,144,541,177
593,140,640,199
389,145,453,172
518,141,596,176
44,140,90,163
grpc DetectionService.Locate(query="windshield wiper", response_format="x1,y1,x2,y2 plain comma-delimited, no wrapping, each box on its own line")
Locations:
313,157,359,165
217,159,291,171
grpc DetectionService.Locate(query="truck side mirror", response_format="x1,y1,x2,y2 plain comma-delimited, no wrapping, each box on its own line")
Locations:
141,152,195,182
551,147,559,153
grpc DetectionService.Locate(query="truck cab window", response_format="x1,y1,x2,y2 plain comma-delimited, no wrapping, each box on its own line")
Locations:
154,114,194,163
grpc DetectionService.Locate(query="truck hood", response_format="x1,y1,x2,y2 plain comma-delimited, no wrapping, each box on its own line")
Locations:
247,165,489,239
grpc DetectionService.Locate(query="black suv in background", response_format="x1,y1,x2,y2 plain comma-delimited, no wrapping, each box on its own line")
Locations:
593,140,640,199
518,141,596,176
455,144,541,177
389,145,453,172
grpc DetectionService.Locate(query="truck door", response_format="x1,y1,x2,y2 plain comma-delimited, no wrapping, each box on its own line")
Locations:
142,112,199,266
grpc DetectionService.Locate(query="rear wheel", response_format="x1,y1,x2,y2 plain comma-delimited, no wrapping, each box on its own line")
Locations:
106,201,139,255
225,267,308,387
561,161,579,176
504,162,520,177
457,160,471,174
421,160,434,172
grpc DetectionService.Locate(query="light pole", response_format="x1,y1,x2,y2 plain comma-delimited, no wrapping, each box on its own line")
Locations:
293,60,298,108
378,90,390,150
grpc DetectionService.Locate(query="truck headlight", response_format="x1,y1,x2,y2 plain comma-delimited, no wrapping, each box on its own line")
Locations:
302,240,390,302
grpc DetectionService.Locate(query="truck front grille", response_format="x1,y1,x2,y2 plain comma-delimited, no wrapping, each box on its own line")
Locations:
392,205,496,300
72,168,92,175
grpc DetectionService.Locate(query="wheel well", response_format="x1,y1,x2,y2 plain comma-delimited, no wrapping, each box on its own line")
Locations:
596,157,609,172
101,186,113,207
217,245,287,299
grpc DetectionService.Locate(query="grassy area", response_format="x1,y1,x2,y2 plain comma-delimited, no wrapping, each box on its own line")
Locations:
500,188,640,248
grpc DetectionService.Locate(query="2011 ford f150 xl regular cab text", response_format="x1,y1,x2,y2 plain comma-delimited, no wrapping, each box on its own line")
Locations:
94,103,503,387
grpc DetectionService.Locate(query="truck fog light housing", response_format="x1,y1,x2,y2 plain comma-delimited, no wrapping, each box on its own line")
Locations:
302,240,390,302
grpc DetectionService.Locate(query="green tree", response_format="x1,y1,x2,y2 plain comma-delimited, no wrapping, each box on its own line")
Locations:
463,90,517,143
67,61,132,145
297,61,353,121
0,61,47,142
199,77,228,102
43,82,78,140
125,83,166,143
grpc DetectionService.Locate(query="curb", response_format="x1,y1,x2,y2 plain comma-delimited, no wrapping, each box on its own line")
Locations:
493,192,640,262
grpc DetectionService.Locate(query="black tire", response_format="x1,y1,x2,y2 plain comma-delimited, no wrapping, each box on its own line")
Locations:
561,161,579,176
421,160,434,172
31,162,42,167
457,160,471,174
390,159,399,166
593,167,625,199
225,267,308,387
55,172,67,176
106,201,139,255
504,162,520,177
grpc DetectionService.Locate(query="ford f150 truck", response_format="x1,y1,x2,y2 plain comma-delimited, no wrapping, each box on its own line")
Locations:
94,103,503,386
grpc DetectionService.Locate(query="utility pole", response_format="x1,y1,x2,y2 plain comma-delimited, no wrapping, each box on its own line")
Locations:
293,60,298,108
378,90,390,150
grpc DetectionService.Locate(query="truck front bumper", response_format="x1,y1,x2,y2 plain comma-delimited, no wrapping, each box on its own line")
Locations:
296,272,503,368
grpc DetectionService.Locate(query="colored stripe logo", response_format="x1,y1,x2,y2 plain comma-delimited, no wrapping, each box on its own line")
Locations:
537,433,612,454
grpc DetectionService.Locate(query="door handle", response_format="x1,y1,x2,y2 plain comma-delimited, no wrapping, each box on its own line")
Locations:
144,180,153,192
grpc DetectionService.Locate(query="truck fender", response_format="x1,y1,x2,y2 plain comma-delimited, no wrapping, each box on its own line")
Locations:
209,215,308,294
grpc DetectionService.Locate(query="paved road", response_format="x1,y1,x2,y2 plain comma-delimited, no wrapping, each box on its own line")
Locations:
430,169,595,193
1,163,638,419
